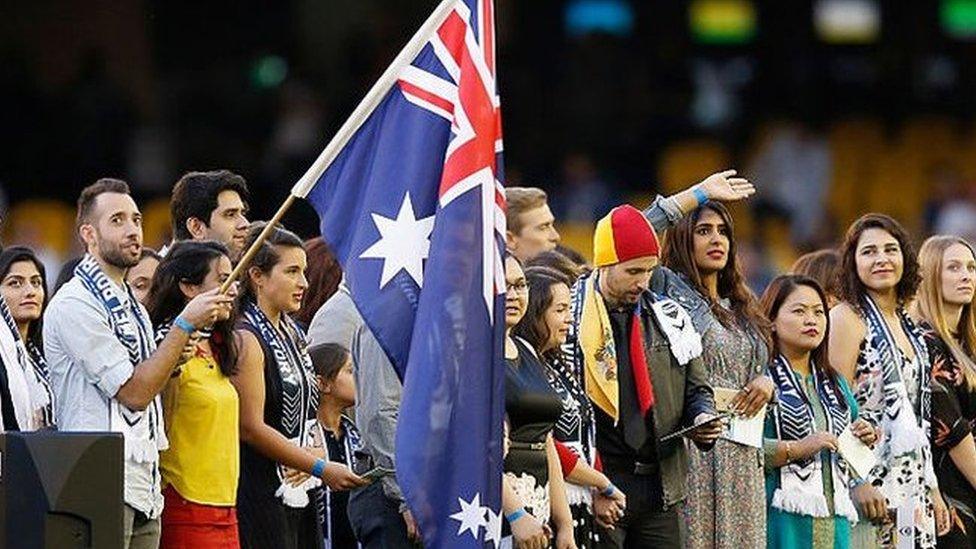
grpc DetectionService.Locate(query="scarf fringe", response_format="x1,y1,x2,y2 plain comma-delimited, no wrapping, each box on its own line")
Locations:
834,490,860,524
275,476,323,508
772,488,831,518
565,484,592,507
125,437,163,464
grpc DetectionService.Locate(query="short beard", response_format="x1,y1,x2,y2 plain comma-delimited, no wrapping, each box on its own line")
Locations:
97,236,140,270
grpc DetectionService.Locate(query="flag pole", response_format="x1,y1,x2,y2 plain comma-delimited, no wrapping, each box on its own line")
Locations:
218,194,296,294
220,0,456,295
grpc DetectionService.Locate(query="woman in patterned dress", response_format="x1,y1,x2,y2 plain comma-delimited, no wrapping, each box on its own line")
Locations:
655,201,775,549
911,235,976,548
515,266,628,547
829,214,951,548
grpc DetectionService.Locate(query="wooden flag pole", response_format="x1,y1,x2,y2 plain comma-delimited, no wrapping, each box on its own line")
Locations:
218,194,297,295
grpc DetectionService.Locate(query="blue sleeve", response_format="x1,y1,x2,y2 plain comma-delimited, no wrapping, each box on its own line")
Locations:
643,194,684,234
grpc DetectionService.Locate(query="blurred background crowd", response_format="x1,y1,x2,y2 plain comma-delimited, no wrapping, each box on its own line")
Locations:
3,0,976,291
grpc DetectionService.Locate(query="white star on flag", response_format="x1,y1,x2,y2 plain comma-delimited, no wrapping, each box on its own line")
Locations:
359,192,435,289
449,493,487,539
483,506,503,548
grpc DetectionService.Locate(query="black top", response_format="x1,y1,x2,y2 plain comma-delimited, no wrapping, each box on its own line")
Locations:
0,355,18,431
924,323,976,520
594,305,659,464
320,416,362,548
238,323,308,499
505,338,563,490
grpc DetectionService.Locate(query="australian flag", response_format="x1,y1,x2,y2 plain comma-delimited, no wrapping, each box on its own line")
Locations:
291,0,506,546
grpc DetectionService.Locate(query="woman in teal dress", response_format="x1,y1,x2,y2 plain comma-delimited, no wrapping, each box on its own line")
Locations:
760,275,881,548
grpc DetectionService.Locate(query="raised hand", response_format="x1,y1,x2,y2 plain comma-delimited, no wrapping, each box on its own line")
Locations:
697,170,756,203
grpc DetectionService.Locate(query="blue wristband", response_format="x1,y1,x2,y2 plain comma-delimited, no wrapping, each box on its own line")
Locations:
505,507,527,524
601,483,616,498
311,458,327,478
693,187,709,206
173,315,196,334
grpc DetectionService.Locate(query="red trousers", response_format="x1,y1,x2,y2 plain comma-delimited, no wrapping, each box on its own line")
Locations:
160,486,240,549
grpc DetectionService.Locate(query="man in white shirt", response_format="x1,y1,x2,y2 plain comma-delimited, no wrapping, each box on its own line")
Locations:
44,178,232,548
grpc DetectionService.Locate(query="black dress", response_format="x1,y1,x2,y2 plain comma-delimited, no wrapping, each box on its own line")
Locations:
237,319,323,549
504,338,563,535
922,323,976,548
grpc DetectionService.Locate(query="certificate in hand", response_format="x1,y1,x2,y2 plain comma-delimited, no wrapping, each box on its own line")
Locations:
714,387,765,448
659,411,733,443
838,425,877,480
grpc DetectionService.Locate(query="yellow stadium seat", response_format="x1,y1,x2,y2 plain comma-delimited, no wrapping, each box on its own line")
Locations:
4,199,75,254
557,222,596,263
658,140,731,195
141,197,172,251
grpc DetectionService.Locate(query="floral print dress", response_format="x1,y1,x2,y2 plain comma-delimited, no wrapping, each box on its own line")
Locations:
852,317,937,548
921,323,976,548
683,303,769,549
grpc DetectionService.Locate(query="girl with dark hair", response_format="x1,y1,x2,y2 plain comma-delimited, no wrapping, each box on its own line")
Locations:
791,249,842,308
829,214,950,547
309,343,363,549
0,246,54,430
760,275,878,548
910,236,976,547
653,199,774,548
231,223,366,549
146,240,242,548
514,267,626,548
127,247,162,305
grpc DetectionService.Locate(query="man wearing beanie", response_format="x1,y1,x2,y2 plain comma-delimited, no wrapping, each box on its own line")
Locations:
563,205,720,547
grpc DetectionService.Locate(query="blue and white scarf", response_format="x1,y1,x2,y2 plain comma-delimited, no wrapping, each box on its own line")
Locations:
24,341,54,429
74,254,167,462
769,354,857,522
318,415,364,549
861,294,930,457
861,294,934,548
0,297,48,431
241,299,321,507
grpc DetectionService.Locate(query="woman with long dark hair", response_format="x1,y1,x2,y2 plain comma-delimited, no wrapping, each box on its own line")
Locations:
514,266,627,547
502,254,577,549
760,275,878,548
231,223,366,549
0,246,54,430
910,235,976,547
127,247,161,306
829,214,950,547
653,200,774,548
146,240,242,548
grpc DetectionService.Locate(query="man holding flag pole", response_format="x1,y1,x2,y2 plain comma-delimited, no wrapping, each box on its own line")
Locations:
223,0,508,547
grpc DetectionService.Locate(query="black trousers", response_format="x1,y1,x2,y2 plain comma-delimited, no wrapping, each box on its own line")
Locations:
347,481,418,548
593,467,685,548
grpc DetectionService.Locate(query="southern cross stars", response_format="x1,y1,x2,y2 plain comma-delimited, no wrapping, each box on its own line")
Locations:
359,192,435,289
449,493,503,548
450,493,486,538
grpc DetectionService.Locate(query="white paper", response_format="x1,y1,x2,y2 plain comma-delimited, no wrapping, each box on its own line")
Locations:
838,426,877,480
721,407,766,448
713,387,765,448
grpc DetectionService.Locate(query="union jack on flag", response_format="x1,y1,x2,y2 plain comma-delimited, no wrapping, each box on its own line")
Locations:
291,0,507,546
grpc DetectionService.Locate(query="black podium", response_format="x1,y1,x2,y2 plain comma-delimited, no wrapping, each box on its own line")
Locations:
0,432,123,549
